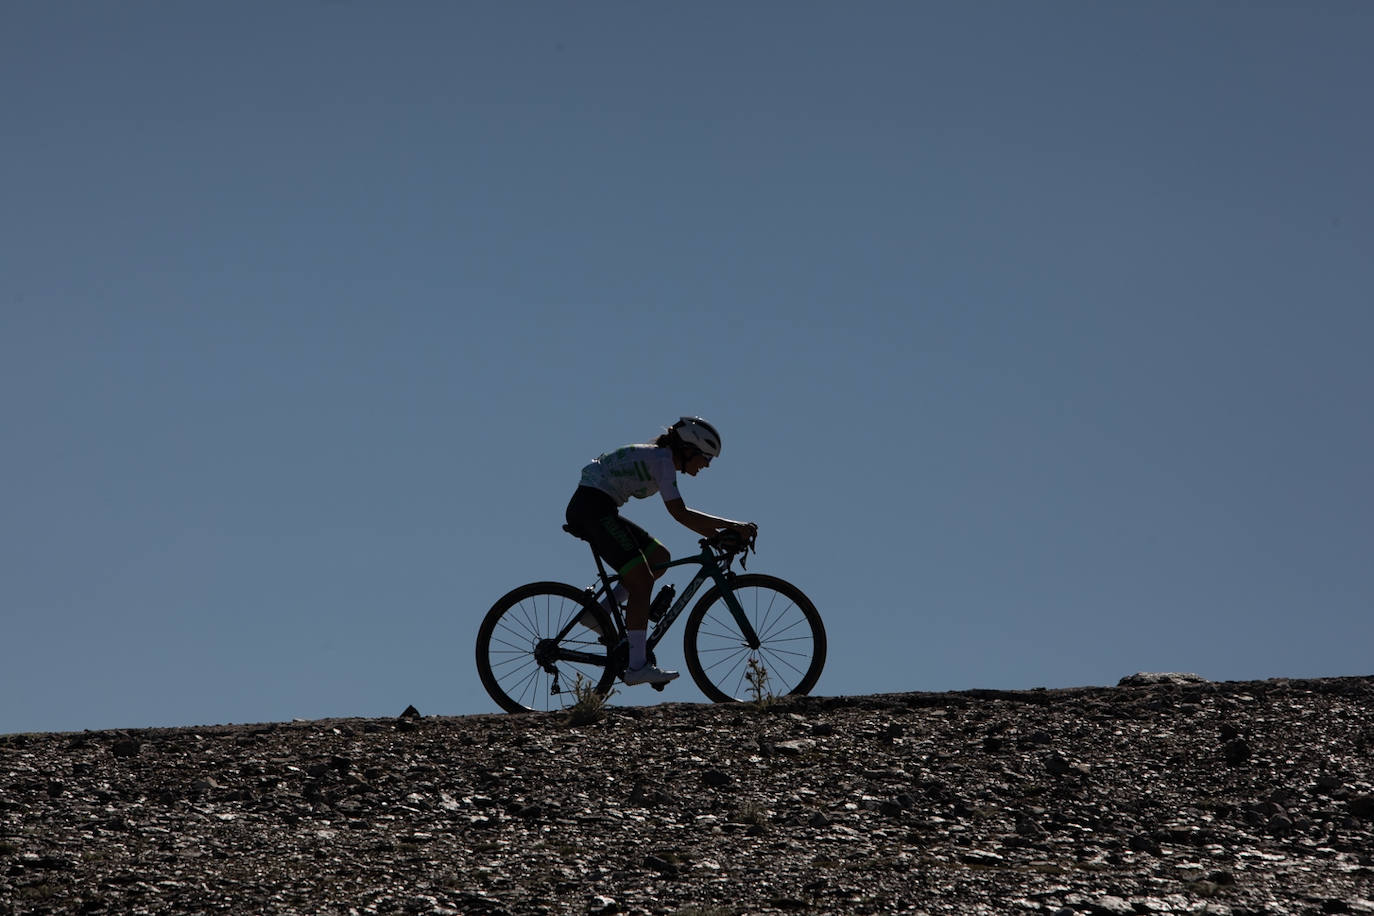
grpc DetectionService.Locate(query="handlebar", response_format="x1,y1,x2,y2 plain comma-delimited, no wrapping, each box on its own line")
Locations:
700,528,757,568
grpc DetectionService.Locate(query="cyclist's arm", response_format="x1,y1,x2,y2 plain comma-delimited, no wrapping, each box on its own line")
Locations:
665,498,752,539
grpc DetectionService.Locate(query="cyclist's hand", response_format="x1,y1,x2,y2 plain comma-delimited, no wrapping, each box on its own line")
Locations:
725,522,757,549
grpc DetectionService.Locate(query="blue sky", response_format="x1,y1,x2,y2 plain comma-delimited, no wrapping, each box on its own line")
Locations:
4,3,1371,734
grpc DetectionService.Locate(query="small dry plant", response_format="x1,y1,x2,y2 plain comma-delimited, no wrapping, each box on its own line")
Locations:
564,673,615,726
734,799,768,827
745,656,777,709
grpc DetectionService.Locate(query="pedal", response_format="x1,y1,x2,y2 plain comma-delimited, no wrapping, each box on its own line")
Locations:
651,683,667,692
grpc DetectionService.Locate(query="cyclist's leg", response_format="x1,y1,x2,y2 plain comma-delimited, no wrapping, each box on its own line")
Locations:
618,542,670,633
566,488,671,641
584,507,671,671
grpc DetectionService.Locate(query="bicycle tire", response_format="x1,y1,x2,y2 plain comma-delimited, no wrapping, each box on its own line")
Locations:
683,573,826,704
476,581,618,714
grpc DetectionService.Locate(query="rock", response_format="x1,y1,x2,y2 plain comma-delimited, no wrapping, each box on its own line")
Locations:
1118,672,1211,686
1315,773,1344,794
1223,738,1252,765
775,739,815,757
1044,753,1089,778
628,782,673,807
701,769,732,788
644,853,679,876
1129,833,1162,854
110,738,141,758
876,798,906,818
399,705,421,719
1086,896,1134,916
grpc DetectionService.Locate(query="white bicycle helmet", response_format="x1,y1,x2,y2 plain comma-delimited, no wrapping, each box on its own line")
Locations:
672,416,723,458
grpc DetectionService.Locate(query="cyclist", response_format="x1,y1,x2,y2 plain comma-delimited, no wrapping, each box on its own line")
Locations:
565,416,758,686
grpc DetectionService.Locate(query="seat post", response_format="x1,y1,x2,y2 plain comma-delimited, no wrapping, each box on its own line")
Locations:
589,546,615,592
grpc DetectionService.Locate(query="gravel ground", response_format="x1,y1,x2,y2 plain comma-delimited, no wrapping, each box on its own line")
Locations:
3,675,1372,915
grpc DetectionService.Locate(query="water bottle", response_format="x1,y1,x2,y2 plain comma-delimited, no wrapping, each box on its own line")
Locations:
648,583,675,622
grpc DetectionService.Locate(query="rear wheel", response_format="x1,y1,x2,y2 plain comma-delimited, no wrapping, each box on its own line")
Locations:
476,582,617,713
683,574,826,703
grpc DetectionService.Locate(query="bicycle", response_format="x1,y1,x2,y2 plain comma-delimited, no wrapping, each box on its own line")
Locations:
475,527,826,713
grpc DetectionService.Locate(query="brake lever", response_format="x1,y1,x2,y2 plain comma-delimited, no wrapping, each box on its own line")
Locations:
735,530,756,570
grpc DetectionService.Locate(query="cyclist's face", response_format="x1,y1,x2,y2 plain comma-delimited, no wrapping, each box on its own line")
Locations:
684,451,712,476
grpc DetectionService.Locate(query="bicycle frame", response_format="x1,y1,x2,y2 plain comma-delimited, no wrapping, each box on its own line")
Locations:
546,540,761,673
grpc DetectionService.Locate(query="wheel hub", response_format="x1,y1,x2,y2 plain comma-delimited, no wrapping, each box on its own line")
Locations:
534,638,558,671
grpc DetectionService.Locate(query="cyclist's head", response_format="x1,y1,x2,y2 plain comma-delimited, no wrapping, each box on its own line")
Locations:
665,416,722,461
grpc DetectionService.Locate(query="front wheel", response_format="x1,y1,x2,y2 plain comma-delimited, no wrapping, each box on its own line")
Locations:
683,574,826,704
476,582,617,713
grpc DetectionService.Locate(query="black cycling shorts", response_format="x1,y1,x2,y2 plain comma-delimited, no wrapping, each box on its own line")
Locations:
565,486,662,575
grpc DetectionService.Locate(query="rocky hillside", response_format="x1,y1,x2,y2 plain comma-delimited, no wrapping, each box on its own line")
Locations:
3,675,1373,916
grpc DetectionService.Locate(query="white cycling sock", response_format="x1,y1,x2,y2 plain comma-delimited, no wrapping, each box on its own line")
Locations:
628,630,647,670
600,583,628,613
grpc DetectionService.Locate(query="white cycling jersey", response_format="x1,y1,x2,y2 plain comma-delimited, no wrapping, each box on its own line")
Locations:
579,445,682,508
